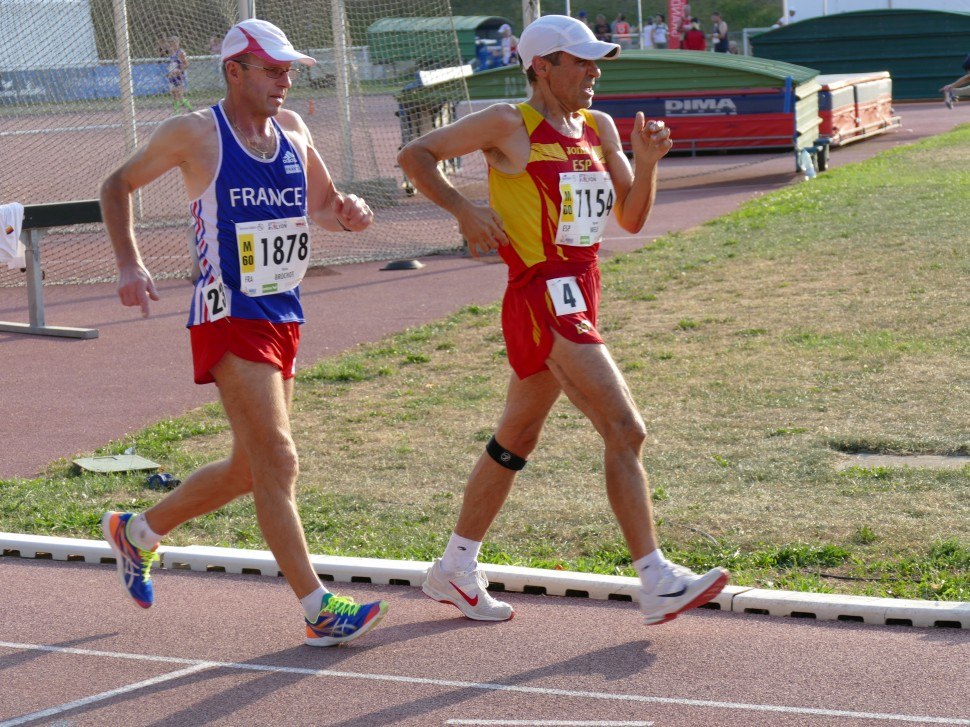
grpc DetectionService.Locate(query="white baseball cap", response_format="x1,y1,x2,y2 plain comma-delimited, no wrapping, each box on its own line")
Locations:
221,18,316,66
517,15,620,73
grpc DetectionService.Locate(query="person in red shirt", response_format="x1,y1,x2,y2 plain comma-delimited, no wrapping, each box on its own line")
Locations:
682,18,707,51
612,13,632,48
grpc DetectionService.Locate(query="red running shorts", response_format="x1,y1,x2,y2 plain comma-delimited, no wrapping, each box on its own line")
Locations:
501,263,603,380
189,317,301,385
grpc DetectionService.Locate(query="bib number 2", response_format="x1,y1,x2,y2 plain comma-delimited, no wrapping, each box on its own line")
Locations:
202,279,227,322
546,276,587,316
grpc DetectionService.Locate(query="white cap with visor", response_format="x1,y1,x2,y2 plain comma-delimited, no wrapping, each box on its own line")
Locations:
516,14,620,73
221,18,316,66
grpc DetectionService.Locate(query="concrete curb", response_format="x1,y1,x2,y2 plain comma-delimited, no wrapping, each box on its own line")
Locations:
2,532,967,629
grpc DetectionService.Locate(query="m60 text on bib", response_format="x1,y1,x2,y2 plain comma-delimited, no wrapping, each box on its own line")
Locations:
556,171,615,247
236,215,310,297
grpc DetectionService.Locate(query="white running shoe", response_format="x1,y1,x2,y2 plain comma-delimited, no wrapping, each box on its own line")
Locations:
421,558,514,621
640,563,729,625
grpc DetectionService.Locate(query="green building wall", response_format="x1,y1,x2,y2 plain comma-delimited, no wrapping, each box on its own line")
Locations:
750,9,970,100
367,16,511,66
461,50,819,100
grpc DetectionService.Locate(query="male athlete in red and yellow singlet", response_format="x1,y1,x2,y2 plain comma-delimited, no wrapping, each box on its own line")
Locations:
493,101,612,380
399,14,729,627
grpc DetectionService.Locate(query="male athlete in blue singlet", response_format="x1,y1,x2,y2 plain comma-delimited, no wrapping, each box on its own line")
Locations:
400,15,728,627
100,19,387,647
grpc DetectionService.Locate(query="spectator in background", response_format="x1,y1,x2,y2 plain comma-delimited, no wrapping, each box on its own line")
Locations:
593,14,612,42
641,15,655,49
775,9,796,26
208,34,224,55
577,10,591,28
613,14,632,49
165,35,192,114
652,13,668,49
711,12,730,53
499,23,518,66
682,18,706,51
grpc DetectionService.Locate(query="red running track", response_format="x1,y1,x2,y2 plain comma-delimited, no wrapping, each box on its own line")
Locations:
0,558,968,726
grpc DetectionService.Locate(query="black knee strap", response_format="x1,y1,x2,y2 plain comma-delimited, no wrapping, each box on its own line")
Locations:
486,436,527,471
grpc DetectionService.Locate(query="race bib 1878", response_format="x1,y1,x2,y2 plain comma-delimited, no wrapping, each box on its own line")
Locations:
235,215,310,297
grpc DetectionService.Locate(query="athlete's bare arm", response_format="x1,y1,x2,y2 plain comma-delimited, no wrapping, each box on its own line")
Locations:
277,110,373,233
594,110,671,234
398,103,529,257
100,111,215,316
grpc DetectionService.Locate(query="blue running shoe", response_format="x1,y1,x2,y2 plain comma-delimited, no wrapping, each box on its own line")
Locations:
305,593,388,647
101,511,158,609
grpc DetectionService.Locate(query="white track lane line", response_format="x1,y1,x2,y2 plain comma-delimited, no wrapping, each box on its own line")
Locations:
1,642,968,726
447,721,654,725
0,663,213,727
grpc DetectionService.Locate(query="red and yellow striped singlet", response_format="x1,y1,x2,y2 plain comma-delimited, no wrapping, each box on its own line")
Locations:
489,102,610,285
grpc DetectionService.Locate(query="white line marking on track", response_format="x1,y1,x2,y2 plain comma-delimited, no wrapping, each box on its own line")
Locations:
0,121,163,138
446,721,654,725
0,663,212,727
1,641,968,725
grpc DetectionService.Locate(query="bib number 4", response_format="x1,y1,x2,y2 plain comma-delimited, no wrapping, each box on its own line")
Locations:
546,276,587,316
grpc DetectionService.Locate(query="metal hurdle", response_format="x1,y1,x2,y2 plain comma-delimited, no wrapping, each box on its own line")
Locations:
0,200,101,339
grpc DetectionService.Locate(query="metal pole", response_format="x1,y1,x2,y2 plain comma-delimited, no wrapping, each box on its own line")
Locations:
523,0,540,28
24,230,44,329
331,0,354,182
564,0,570,16
636,0,643,48
112,0,140,218
237,0,254,21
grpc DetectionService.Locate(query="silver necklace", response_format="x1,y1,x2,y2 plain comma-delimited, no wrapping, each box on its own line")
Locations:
226,109,275,159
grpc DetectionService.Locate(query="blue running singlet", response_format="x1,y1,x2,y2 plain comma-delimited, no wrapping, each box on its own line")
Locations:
187,102,309,327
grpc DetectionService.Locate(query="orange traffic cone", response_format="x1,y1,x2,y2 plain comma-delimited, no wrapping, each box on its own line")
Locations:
308,99,316,116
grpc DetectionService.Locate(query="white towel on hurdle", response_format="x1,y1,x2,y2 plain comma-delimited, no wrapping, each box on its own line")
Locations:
0,202,25,270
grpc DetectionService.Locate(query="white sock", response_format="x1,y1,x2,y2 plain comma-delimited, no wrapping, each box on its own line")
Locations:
634,549,669,591
440,532,481,573
127,513,162,551
300,586,331,621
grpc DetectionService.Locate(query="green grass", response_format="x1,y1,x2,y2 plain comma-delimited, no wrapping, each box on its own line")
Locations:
2,125,969,602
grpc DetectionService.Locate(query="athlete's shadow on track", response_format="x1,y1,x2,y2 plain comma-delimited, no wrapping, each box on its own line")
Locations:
323,633,657,727
130,618,539,727
0,613,531,726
